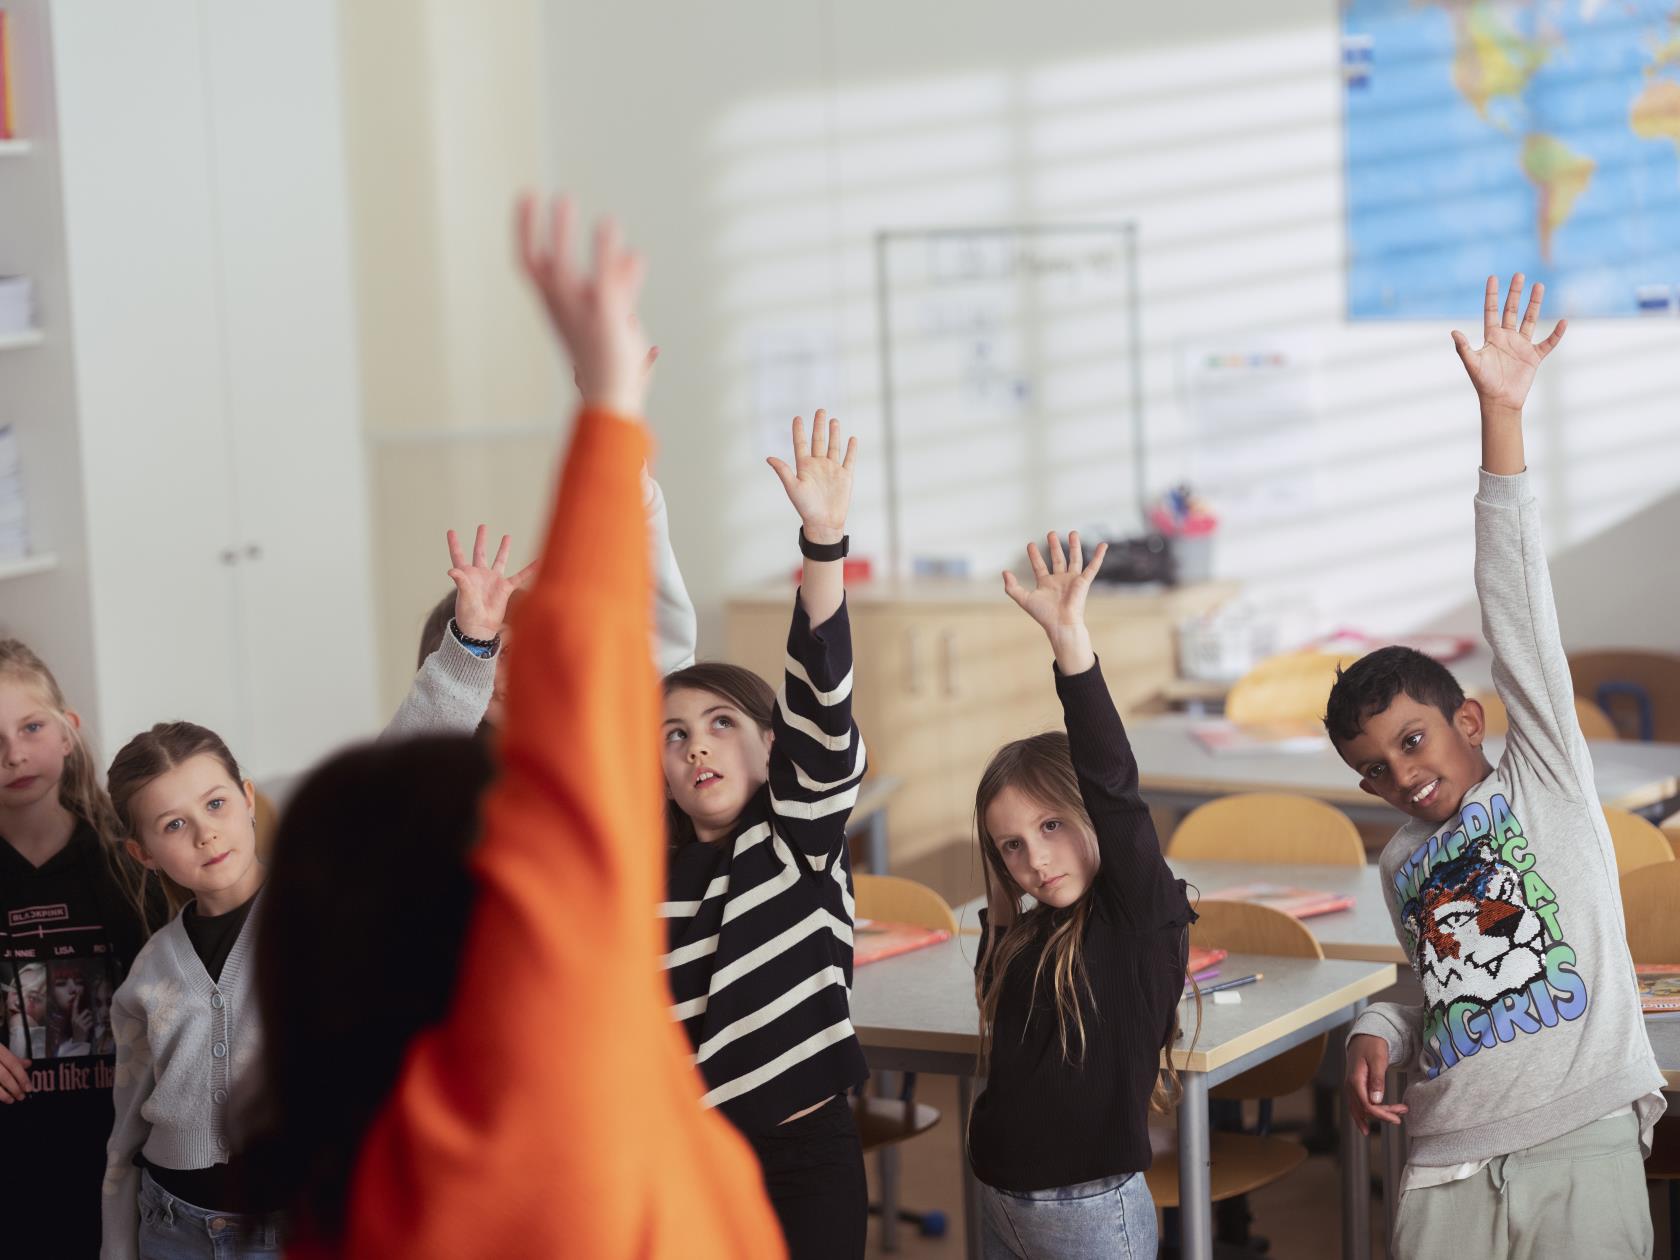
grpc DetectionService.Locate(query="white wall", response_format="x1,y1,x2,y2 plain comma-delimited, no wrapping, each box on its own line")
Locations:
541,0,1680,654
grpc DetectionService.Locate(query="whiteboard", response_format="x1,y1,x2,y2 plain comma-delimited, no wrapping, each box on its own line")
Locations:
874,224,1144,578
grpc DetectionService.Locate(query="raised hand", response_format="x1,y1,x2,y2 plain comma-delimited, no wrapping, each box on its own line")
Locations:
446,525,537,641
516,193,650,418
1003,530,1108,634
1451,274,1566,418
766,410,857,545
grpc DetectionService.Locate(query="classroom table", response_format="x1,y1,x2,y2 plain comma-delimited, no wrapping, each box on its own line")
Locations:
958,860,1407,962
1125,716,1680,827
850,936,1396,1260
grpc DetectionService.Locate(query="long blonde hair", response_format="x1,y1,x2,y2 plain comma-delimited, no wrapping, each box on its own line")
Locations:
973,730,1193,1113
0,640,167,933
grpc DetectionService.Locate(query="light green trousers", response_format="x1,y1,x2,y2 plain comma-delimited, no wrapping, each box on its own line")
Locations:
1394,1112,1652,1260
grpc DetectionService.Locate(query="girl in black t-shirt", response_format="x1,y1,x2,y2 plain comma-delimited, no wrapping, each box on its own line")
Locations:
0,639,167,1258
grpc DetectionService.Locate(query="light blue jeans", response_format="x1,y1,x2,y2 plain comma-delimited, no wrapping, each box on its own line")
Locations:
137,1170,283,1260
979,1171,1158,1260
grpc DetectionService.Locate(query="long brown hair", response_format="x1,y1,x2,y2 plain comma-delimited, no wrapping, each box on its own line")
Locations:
661,662,775,848
0,640,162,935
973,730,1192,1112
106,722,245,919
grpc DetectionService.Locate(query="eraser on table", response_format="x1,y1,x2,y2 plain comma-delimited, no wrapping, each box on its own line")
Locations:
1212,990,1243,1005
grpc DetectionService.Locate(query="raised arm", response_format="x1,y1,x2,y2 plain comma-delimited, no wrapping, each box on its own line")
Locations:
382,526,532,739
342,196,781,1260
764,412,865,867
645,471,698,673
1003,531,1186,929
1453,275,1592,795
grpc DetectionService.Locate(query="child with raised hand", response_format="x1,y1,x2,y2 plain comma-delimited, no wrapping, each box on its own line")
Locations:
659,407,869,1258
387,353,698,739
0,641,166,1259
99,721,278,1260
247,194,785,1259
966,531,1194,1260
1330,276,1664,1259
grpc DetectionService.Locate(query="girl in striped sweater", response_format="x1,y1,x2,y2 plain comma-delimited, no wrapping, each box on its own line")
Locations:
659,411,869,1260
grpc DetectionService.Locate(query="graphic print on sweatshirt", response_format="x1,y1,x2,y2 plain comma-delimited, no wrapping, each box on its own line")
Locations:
4,898,123,1091
1392,792,1588,1079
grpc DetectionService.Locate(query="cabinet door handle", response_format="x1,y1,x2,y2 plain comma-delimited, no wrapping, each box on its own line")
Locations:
244,543,262,561
219,548,239,566
905,629,923,695
940,630,958,697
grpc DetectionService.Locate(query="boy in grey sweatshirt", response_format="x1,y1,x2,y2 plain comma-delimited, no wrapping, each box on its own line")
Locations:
1326,275,1665,1258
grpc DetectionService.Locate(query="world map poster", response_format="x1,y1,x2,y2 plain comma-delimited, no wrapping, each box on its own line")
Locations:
1344,1,1680,317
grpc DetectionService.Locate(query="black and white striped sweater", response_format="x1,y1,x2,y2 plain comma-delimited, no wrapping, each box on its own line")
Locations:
660,595,870,1135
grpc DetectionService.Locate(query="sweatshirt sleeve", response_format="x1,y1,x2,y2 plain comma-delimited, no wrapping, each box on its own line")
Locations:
99,985,152,1260
1057,660,1193,932
341,409,784,1260
1474,469,1596,801
381,633,498,740
765,595,867,869
1348,1000,1423,1072
645,472,698,675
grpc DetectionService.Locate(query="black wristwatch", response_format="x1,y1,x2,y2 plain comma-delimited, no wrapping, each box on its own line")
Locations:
798,530,849,562
449,618,501,659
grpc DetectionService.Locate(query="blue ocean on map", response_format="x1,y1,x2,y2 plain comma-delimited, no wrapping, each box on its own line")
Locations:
1344,0,1680,317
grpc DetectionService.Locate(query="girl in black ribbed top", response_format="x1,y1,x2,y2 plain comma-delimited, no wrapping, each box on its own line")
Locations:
968,531,1195,1260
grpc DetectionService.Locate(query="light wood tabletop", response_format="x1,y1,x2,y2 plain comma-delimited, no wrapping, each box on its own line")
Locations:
959,860,1406,963
1125,714,1680,823
849,936,1396,1076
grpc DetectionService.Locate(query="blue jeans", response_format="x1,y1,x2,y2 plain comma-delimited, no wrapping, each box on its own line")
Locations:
980,1171,1158,1260
137,1170,282,1260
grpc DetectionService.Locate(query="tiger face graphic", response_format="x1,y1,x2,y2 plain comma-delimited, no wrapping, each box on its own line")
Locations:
1401,839,1544,1010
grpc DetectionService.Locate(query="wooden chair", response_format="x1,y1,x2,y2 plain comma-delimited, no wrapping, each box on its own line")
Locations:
1566,650,1680,742
1473,690,1619,742
1224,651,1359,728
1663,810,1680,864
1617,862,1680,1257
1604,807,1675,875
852,874,950,1246
1168,792,1365,867
253,788,279,861
1145,900,1324,1211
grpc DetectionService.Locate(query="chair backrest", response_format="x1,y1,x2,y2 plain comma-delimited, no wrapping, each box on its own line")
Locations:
1604,806,1675,875
1190,899,1325,1100
853,873,957,934
1168,793,1365,867
1619,861,1680,962
1565,650,1680,742
1224,650,1358,728
253,788,279,861
1475,690,1619,741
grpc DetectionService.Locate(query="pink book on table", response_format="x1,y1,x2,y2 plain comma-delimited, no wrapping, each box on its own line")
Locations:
854,920,952,965
1203,882,1354,920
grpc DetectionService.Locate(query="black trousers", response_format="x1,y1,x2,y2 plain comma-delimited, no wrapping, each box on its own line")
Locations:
746,1094,868,1260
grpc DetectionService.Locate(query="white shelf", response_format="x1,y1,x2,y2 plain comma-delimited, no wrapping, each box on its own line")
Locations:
0,139,32,156
0,330,44,351
0,554,58,583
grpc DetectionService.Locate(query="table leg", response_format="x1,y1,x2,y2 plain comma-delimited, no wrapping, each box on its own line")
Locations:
1380,1068,1407,1249
958,1076,980,1260
879,1143,901,1252
1178,1072,1213,1260
866,809,889,875
1341,1026,1372,1260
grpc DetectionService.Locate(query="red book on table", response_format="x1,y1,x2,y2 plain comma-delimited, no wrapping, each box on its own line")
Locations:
1203,882,1354,920
854,919,952,965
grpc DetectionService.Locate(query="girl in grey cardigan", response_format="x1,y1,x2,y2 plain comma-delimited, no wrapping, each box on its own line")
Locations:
100,724,276,1260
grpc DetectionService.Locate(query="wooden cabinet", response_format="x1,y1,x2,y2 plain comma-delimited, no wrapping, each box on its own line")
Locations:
727,580,1233,903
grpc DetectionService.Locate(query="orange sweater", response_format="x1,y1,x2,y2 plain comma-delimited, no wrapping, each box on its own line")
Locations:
315,409,785,1259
